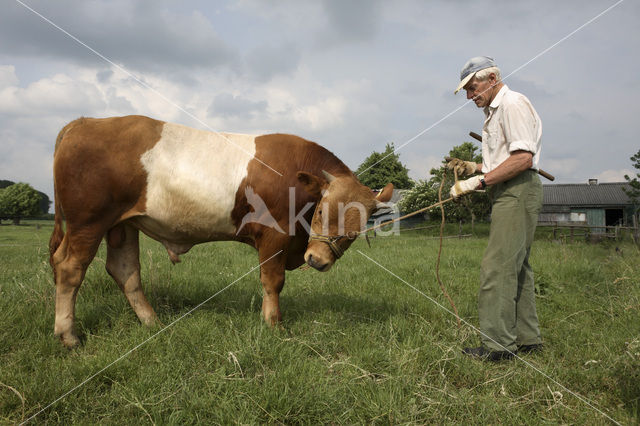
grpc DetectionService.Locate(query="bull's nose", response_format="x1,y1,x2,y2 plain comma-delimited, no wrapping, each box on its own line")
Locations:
306,254,328,271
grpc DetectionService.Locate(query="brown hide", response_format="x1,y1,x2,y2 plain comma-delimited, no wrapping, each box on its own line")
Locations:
53,115,163,229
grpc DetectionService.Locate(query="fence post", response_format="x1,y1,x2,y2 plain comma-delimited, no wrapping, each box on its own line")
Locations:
570,227,574,243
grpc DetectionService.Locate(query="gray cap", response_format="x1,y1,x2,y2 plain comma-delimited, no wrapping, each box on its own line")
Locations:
454,56,496,94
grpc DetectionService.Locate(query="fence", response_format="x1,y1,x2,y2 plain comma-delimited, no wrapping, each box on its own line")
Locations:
537,222,639,244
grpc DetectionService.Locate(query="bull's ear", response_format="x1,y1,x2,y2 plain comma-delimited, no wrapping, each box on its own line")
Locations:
297,171,325,198
375,183,394,202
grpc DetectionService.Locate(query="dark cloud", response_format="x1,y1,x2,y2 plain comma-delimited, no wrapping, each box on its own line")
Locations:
244,43,301,82
503,77,555,100
207,93,267,119
318,0,382,45
0,0,236,74
96,69,113,83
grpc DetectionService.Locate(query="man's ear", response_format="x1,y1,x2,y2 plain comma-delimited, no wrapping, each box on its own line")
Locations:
297,171,325,198
375,183,394,202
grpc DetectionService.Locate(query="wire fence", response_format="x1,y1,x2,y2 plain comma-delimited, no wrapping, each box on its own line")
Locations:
537,222,639,244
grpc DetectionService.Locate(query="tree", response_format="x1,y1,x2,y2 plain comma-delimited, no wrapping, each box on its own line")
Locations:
36,191,51,215
355,143,412,189
0,179,50,214
398,142,491,228
0,183,43,225
624,149,640,203
623,149,640,229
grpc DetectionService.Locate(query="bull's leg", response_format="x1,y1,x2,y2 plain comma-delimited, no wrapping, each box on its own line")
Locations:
52,230,101,348
106,223,158,326
258,249,286,325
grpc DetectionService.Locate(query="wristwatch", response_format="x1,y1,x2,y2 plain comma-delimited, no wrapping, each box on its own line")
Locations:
480,178,486,189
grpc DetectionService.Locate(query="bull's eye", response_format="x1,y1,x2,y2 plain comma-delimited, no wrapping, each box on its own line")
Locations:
317,209,323,216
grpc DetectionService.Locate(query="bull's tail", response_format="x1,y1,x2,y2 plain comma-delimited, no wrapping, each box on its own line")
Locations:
48,185,64,281
49,119,84,282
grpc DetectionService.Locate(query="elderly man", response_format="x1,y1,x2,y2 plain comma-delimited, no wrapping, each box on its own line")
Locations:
448,56,543,361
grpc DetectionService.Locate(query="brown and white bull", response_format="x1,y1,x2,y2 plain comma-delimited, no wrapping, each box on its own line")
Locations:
49,115,393,348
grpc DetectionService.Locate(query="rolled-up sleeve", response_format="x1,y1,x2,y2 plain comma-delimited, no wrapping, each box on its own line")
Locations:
502,96,541,155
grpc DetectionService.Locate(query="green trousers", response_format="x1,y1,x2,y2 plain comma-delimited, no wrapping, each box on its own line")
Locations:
479,170,543,352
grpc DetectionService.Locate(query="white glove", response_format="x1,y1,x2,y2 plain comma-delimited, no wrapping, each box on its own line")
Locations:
446,158,477,177
450,175,484,199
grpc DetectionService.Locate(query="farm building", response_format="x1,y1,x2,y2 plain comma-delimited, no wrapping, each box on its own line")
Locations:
540,180,636,229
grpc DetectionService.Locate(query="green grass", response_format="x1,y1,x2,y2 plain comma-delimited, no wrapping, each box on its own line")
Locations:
1,220,639,424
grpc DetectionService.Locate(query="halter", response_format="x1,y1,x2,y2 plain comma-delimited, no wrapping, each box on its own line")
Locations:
306,200,361,259
307,231,360,259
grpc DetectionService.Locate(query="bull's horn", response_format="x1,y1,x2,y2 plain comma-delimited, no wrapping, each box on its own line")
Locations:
322,170,336,183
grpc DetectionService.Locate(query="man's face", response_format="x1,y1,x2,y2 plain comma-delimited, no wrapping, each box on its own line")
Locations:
464,74,496,108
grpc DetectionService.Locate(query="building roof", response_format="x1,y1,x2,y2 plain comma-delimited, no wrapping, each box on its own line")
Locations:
543,182,633,207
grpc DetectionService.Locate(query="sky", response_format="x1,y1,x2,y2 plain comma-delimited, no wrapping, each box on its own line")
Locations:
1,0,639,210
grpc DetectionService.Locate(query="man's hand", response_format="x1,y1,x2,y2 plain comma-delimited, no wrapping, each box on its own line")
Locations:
446,157,477,177
450,175,484,199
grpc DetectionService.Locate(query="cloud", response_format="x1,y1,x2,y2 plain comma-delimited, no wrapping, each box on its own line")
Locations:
595,169,634,183
543,158,579,180
0,67,209,198
244,43,301,82
291,95,347,131
406,155,442,181
504,76,556,100
0,0,236,74
96,69,113,83
319,0,383,44
0,136,54,200
208,93,267,119
231,0,383,48
0,65,19,89
0,73,105,117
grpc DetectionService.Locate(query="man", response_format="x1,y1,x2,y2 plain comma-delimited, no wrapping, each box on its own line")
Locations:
448,56,543,362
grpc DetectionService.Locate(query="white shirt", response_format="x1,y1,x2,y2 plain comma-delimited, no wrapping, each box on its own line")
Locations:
481,85,542,173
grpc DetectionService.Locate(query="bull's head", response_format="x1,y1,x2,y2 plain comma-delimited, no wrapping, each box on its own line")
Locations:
297,170,393,271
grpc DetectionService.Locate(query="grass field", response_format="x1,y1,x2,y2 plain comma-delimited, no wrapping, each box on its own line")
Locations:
1,220,639,424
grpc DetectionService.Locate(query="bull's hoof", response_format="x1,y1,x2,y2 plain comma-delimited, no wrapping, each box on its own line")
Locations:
58,332,81,349
140,313,162,327
262,314,285,331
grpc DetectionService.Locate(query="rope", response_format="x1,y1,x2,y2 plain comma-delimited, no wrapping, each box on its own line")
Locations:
386,224,440,233
362,196,454,234
361,169,461,329
436,170,461,328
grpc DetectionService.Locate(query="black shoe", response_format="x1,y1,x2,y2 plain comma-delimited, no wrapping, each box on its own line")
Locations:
517,343,543,354
462,346,514,362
